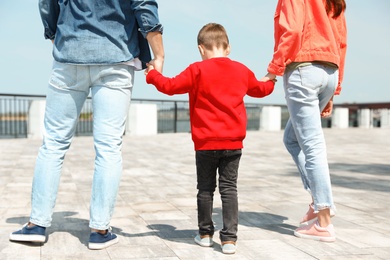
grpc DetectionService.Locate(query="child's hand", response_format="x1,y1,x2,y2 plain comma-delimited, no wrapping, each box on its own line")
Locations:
144,63,155,76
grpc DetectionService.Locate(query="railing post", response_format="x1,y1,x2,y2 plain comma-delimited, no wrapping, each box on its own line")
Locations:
260,106,281,131
332,107,349,128
28,100,46,139
126,103,157,136
380,109,390,128
174,102,178,133
358,108,371,128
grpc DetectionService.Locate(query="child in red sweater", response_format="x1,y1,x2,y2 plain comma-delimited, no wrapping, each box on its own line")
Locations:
145,23,275,254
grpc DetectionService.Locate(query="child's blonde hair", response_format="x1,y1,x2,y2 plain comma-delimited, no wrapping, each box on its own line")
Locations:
197,23,229,51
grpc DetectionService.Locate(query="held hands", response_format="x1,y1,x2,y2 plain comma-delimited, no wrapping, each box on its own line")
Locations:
144,63,154,75
144,57,164,76
260,72,277,83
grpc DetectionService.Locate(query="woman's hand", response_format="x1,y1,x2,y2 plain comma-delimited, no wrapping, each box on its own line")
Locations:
260,72,277,82
321,99,334,118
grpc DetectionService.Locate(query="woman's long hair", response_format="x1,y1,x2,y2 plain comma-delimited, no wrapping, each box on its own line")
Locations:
326,0,347,18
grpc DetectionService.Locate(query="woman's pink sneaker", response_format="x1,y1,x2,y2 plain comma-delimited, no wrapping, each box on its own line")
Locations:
294,221,336,242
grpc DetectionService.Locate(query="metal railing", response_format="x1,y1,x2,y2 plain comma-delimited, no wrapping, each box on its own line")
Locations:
1,94,287,139
0,94,39,138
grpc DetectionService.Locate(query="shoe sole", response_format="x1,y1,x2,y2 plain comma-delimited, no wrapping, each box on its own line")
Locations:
9,233,46,243
222,250,236,254
88,237,119,250
194,236,213,247
294,230,336,242
194,239,213,247
222,248,236,254
221,244,236,254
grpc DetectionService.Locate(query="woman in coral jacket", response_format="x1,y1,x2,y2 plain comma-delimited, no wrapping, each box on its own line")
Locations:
263,0,347,242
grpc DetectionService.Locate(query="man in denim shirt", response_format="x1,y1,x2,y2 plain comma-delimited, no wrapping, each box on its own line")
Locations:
9,0,164,250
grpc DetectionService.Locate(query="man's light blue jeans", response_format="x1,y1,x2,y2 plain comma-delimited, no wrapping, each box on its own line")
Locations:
30,61,133,230
283,63,337,212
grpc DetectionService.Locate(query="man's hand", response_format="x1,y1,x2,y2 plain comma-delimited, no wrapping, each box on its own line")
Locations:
149,57,164,74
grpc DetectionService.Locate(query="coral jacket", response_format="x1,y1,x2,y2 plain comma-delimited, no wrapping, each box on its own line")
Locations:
146,57,274,150
267,0,347,94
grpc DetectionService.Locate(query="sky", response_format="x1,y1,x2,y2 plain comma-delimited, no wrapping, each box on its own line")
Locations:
1,0,389,105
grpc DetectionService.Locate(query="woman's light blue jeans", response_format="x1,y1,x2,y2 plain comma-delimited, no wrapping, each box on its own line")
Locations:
283,63,337,212
30,61,133,230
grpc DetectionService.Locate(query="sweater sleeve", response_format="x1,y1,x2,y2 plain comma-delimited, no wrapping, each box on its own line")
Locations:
146,66,194,95
246,70,275,98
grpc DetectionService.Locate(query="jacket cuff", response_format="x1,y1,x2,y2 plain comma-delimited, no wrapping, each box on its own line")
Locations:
267,63,285,76
139,24,163,38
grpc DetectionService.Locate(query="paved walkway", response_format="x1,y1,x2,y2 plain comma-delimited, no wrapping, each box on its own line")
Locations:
1,128,390,259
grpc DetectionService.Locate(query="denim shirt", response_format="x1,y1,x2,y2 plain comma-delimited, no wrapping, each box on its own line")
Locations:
38,0,163,65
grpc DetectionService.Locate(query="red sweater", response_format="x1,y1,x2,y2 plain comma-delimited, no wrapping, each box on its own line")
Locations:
146,57,274,150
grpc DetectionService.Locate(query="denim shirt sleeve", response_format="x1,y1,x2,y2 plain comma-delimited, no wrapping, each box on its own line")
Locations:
131,0,163,38
38,0,60,40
